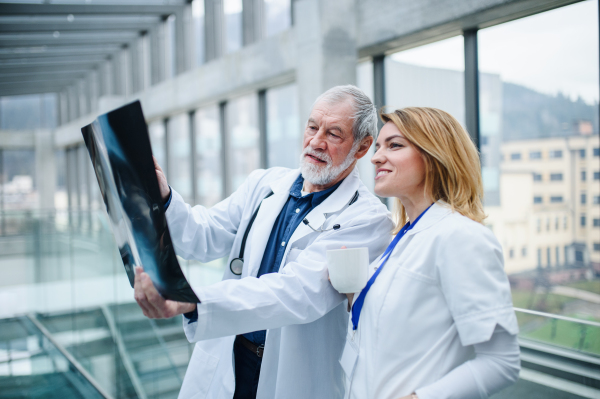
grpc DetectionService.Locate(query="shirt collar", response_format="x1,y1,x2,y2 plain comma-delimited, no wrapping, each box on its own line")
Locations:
289,174,344,207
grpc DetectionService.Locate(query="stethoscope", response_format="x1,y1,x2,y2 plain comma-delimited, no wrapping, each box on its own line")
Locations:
229,189,359,276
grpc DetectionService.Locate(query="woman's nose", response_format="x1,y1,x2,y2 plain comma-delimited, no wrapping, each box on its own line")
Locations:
371,148,384,165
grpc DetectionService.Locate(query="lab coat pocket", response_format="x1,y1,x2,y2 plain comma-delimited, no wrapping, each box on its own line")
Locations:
339,335,359,380
180,346,219,399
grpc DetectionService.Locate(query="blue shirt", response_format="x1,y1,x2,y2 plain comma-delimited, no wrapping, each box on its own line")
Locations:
243,174,342,345
182,175,343,334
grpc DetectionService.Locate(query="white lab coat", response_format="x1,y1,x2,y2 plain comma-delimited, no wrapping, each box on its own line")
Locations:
165,167,393,399
341,203,519,399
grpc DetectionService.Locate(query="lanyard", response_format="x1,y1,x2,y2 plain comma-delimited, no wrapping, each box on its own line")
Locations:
351,203,433,331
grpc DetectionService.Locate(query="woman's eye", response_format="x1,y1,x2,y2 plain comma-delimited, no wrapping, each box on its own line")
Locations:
390,143,403,148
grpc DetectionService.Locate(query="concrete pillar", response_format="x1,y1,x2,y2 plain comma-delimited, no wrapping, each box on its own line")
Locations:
89,70,99,114
242,0,264,45
68,85,79,121
130,38,142,94
205,0,224,62
295,0,357,123
113,53,123,95
140,33,151,91
175,4,194,74
150,25,166,85
58,90,69,125
35,129,56,210
121,46,133,96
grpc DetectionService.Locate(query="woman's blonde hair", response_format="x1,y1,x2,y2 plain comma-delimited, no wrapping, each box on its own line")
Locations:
380,107,485,233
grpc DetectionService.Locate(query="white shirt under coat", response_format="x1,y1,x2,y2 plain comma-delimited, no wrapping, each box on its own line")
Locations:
342,202,520,399
165,167,394,399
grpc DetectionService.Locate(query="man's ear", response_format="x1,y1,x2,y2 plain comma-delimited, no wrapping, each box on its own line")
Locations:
355,136,374,160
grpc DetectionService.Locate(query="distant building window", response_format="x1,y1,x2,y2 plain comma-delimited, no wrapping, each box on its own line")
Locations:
530,151,542,160
579,149,586,158
581,215,586,227
546,247,551,268
510,152,521,161
533,196,543,204
549,150,563,159
546,218,551,231
575,250,584,263
522,247,527,257
594,218,600,227
594,195,600,205
555,217,559,230
581,193,587,205
509,248,514,259
563,216,568,230
594,147,600,157
564,245,569,263
550,196,563,203
550,173,563,181
533,173,542,182
594,171,600,181
594,243,600,252
537,218,541,233
581,170,587,181
537,248,542,268
555,246,560,266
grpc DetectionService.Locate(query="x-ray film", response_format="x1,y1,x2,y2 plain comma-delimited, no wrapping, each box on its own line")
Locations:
81,101,199,303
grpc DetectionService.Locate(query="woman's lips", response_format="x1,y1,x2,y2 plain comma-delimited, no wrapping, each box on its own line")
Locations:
375,169,391,180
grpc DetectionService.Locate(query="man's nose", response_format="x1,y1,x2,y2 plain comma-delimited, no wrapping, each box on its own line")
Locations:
309,129,328,150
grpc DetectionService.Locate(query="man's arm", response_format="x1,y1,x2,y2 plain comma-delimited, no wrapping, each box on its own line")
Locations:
184,210,392,342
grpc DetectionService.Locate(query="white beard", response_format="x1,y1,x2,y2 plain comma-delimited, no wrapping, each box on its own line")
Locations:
299,144,358,186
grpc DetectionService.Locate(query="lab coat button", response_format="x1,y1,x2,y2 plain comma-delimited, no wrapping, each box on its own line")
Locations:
281,241,286,246
295,208,300,213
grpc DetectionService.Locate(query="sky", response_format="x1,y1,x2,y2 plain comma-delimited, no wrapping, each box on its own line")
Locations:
391,0,599,105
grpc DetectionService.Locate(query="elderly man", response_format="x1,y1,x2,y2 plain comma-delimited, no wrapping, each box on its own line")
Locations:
134,85,393,399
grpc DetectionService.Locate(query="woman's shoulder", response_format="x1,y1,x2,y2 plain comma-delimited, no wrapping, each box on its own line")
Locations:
428,205,499,248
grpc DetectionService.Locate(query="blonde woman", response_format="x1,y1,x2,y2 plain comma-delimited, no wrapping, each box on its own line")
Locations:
339,108,520,399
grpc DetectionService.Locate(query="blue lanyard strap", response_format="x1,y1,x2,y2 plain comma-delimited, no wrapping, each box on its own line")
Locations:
351,203,433,331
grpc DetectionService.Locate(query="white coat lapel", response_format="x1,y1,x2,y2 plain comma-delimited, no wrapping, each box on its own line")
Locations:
243,169,300,277
285,168,361,254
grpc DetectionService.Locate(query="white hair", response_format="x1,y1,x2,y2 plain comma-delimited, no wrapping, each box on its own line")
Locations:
312,85,377,143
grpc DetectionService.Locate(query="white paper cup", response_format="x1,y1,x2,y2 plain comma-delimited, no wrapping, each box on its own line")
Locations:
327,247,369,294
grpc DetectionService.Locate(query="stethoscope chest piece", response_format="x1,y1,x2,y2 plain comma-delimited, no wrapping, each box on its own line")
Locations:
230,258,244,275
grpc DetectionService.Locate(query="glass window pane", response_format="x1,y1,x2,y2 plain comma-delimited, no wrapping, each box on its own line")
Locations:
386,36,465,126
356,60,376,194
148,120,167,178
2,149,36,211
192,0,205,66
266,83,300,169
227,94,260,191
194,105,223,207
167,113,192,203
224,0,243,53
479,0,600,339
265,0,291,37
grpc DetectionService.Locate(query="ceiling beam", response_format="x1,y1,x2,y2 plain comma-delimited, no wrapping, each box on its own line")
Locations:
0,55,108,67
0,45,121,59
0,71,90,84
0,86,62,96
0,3,184,16
0,64,97,74
0,22,156,33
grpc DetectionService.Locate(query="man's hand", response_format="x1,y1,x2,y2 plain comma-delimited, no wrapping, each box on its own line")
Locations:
134,266,196,318
153,156,170,202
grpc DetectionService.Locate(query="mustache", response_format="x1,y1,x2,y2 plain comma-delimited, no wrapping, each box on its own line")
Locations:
302,147,332,165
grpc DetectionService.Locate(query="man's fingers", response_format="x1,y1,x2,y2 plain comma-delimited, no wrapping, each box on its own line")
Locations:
140,273,168,318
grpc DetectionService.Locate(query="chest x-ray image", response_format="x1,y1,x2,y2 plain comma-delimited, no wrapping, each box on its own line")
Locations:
81,101,199,303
